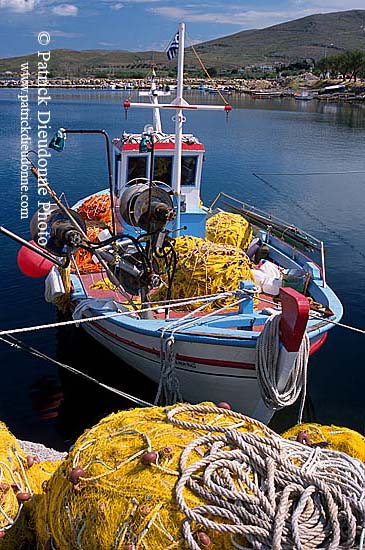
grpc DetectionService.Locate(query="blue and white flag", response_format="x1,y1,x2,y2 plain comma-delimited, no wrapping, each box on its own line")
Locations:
166,32,179,60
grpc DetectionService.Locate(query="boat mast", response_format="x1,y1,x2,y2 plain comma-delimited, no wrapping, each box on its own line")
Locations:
124,22,232,237
151,70,162,133
172,22,185,236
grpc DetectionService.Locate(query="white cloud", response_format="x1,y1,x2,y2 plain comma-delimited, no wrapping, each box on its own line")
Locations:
52,3,78,16
0,0,38,12
150,2,365,29
292,0,365,9
111,2,123,9
98,41,119,46
50,29,82,37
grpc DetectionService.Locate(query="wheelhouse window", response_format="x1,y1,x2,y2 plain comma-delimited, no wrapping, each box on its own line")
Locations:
181,156,198,186
127,156,147,181
153,156,173,185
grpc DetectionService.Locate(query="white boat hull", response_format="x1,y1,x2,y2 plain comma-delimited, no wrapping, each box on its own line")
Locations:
82,317,267,417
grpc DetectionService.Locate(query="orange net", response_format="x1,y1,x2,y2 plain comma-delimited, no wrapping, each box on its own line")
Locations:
72,225,103,274
77,194,112,227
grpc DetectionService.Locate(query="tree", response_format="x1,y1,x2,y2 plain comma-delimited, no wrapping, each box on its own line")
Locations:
344,50,365,82
315,50,365,81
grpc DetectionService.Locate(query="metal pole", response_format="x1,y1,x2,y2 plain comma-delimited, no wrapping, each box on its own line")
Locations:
0,226,66,268
321,241,327,288
62,129,116,235
173,22,185,237
30,167,137,309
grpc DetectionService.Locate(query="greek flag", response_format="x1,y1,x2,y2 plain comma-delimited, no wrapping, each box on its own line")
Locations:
167,32,179,60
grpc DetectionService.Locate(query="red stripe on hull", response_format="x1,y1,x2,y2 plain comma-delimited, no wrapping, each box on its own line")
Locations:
89,320,255,370
87,318,328,371
309,332,328,356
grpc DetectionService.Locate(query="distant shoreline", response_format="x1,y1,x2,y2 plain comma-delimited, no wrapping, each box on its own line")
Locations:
1,77,364,102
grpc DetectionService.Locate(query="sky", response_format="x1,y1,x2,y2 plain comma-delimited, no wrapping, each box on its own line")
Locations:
0,0,364,58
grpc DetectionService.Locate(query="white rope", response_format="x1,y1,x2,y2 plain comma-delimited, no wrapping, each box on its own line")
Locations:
168,404,365,550
255,313,310,422
0,292,235,338
0,287,363,337
0,335,153,407
155,300,214,406
155,293,256,406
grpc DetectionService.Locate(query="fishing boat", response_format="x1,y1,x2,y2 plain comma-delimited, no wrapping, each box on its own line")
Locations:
2,23,343,423
294,91,314,101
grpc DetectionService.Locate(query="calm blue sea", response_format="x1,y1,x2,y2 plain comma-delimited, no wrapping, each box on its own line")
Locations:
0,88,364,448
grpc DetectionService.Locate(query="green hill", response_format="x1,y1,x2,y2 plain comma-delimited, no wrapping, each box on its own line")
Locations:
1,9,365,76
193,9,365,68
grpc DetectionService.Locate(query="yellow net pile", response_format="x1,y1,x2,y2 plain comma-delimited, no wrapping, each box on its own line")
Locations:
282,422,365,462
35,404,264,550
154,235,254,310
206,212,253,250
0,422,60,548
0,410,364,548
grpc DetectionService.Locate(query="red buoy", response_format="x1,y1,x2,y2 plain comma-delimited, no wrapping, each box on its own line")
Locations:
17,241,53,278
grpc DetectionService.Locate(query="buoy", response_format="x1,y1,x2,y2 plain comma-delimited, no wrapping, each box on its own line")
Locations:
17,241,53,278
296,431,311,446
141,451,157,465
68,467,86,485
197,532,211,547
16,492,31,502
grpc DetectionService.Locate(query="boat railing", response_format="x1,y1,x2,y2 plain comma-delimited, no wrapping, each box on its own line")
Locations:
208,192,327,286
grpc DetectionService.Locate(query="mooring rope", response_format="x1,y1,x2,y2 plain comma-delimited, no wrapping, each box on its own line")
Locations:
0,334,153,408
155,294,257,406
0,292,235,338
168,404,365,550
0,289,363,337
255,312,310,423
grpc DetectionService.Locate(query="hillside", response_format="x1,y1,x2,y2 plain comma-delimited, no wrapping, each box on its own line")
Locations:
1,9,365,76
193,9,365,68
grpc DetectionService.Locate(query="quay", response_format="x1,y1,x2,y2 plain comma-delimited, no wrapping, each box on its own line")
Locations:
1,76,365,101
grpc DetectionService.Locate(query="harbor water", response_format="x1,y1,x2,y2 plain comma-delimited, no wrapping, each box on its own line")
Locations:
0,89,364,449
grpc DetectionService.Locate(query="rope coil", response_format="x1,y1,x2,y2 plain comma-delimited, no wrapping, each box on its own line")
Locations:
168,404,365,550
255,313,310,422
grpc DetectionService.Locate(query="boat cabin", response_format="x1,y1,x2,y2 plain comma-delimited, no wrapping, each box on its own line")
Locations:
112,132,207,237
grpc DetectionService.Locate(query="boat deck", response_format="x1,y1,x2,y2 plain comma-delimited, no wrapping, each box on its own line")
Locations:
77,271,275,322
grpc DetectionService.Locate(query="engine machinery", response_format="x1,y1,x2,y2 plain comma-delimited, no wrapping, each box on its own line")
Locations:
27,182,176,297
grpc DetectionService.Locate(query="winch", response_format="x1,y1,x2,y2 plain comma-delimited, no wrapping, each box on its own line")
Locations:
119,183,175,232
30,205,86,256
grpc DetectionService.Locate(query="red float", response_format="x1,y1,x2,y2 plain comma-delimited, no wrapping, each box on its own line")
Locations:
17,241,53,278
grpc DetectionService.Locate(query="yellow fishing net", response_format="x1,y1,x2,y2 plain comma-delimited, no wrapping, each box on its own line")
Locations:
282,423,365,461
1,410,365,548
206,212,253,250
0,422,60,548
35,404,264,550
154,235,254,310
